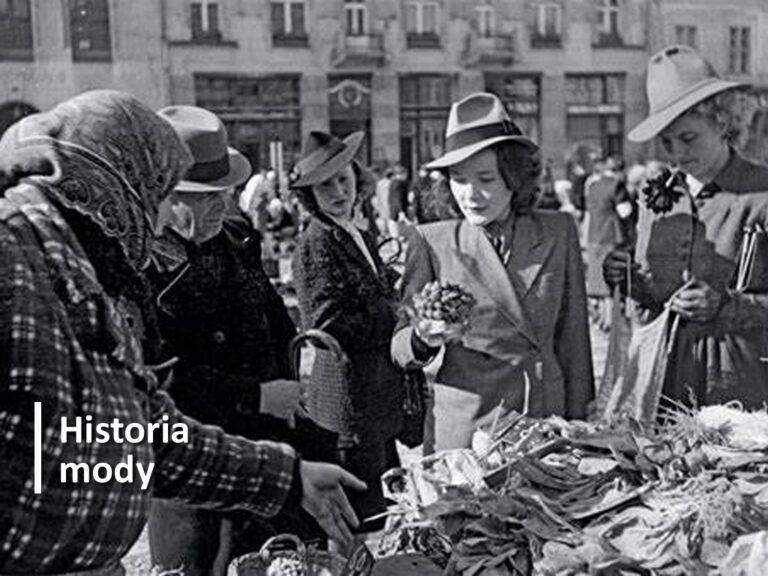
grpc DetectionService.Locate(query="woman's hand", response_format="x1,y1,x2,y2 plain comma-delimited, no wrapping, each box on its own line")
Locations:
299,461,366,553
413,318,468,348
259,379,309,427
669,277,723,322
602,249,640,291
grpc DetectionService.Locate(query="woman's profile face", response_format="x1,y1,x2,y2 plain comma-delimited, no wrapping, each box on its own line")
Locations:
449,148,512,226
659,112,730,182
313,164,356,220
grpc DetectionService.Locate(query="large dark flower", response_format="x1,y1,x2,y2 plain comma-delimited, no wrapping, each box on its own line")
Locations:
642,168,687,214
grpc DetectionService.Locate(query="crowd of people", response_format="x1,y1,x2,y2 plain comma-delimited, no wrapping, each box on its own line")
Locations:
1,43,767,575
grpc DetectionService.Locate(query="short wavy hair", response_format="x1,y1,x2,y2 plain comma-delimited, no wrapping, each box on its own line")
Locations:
434,140,542,217
682,88,758,146
292,160,371,217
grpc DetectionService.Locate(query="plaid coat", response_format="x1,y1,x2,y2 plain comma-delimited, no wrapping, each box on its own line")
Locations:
0,187,296,573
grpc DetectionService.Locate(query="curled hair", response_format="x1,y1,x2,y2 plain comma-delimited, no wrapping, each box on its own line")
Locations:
435,140,542,217
292,160,368,217
684,88,759,146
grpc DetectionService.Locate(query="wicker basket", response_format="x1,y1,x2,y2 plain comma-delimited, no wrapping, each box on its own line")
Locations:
228,534,346,576
289,329,358,448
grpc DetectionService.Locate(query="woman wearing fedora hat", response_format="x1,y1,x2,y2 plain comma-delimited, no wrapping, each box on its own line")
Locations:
603,45,768,409
391,92,594,453
290,131,406,526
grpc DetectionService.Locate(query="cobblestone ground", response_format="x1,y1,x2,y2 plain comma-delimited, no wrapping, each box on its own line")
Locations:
123,321,610,574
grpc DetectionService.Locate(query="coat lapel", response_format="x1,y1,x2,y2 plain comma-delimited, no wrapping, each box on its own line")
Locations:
327,221,385,282
454,220,539,346
509,213,557,299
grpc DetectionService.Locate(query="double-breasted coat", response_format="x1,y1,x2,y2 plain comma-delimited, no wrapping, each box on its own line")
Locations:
392,210,594,452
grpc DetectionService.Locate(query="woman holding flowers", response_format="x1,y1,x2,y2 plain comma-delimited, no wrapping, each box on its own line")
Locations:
392,92,594,453
603,45,768,409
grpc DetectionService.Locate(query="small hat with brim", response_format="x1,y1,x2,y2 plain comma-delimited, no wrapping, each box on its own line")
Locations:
158,105,251,192
290,131,364,188
628,45,748,143
425,92,536,170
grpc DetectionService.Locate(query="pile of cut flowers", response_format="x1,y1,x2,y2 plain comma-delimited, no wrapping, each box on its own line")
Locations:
372,401,768,575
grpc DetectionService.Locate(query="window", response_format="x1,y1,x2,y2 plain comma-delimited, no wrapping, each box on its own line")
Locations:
475,5,494,38
404,1,438,35
345,0,366,36
271,1,307,46
565,74,625,158
404,1,440,48
534,2,562,44
190,1,221,41
673,25,696,49
70,0,111,61
596,0,620,41
728,26,750,75
0,0,33,60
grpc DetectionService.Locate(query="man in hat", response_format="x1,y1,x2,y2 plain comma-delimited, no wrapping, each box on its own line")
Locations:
148,106,352,572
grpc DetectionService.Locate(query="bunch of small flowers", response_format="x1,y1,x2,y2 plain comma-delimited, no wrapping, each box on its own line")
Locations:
642,168,687,215
413,281,476,324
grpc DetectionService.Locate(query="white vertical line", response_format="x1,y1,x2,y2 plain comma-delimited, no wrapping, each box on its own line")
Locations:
34,402,42,495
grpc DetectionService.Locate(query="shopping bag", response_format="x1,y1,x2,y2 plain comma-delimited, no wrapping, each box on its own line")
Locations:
289,329,359,448
600,306,679,423
593,288,634,418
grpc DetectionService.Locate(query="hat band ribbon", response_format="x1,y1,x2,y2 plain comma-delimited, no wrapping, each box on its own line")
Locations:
445,121,523,153
186,154,230,182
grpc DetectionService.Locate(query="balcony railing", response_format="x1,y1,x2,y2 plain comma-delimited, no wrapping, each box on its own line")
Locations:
464,33,515,66
332,33,386,67
530,33,562,48
272,33,309,48
593,31,624,48
406,32,441,49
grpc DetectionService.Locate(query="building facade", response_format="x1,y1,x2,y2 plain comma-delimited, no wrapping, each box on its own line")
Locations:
1,0,767,173
0,0,167,134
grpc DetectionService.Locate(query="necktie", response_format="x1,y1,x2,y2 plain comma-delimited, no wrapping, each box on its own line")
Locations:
485,222,510,266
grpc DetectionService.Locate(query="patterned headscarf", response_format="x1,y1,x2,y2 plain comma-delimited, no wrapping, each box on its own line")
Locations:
0,90,192,272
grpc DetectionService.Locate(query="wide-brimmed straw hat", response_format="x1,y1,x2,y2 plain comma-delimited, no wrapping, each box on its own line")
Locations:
158,105,251,192
628,45,748,143
289,131,364,188
425,92,536,169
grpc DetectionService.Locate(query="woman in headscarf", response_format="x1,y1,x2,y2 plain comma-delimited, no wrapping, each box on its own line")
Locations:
603,45,768,410
0,90,363,574
391,92,594,453
290,131,405,526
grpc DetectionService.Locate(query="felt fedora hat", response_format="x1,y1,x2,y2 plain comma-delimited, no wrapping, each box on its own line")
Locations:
289,130,364,188
628,45,747,143
425,92,536,170
158,105,252,192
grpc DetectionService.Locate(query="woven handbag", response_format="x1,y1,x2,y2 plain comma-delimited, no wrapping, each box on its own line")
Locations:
289,329,359,449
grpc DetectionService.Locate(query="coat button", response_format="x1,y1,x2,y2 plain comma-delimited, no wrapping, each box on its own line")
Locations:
212,330,226,344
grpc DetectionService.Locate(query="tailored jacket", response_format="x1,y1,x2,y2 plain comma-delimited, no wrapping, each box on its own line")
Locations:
392,211,594,452
149,216,304,445
631,152,768,408
292,216,405,445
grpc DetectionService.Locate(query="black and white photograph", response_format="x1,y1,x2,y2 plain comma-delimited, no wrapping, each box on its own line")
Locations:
1,1,768,574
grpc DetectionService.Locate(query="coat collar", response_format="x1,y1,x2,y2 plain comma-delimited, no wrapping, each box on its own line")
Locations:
711,149,768,194
314,215,382,277
454,213,555,347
